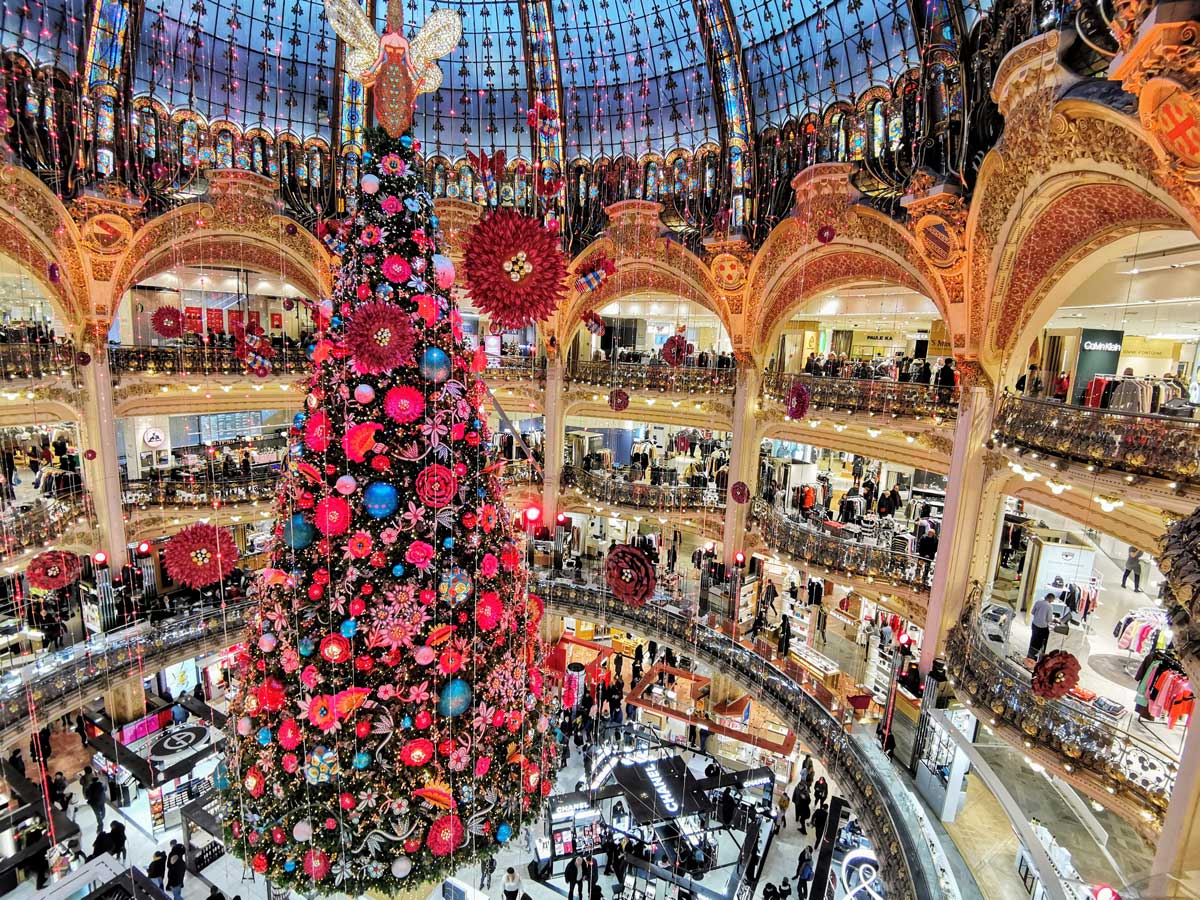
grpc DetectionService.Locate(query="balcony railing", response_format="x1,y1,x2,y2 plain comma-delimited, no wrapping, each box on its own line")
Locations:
753,499,930,590
0,490,94,563
122,474,280,510
499,458,543,485
566,360,737,393
109,344,311,377
535,580,938,900
482,355,546,382
564,466,724,511
993,393,1200,485
946,601,1175,822
762,371,959,421
0,341,78,384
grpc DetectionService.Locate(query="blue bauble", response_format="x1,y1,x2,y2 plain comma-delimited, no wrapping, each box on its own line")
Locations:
284,861,297,873
438,566,474,607
341,619,358,638
283,514,315,549
363,482,399,518
293,412,307,429
257,727,272,746
419,346,452,384
391,564,405,577
496,823,513,843
298,638,314,656
443,537,455,549
437,678,473,718
353,751,371,770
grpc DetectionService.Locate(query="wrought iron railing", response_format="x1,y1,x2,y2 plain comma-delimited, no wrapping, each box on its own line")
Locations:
0,341,78,383
762,372,960,421
753,499,931,590
993,393,1200,485
122,474,280,510
536,580,936,900
0,490,94,563
482,356,547,381
563,466,724,511
109,344,312,377
499,459,543,485
566,360,738,393
946,603,1175,822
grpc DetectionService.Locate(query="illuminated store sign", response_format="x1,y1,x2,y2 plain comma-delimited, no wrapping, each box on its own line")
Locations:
644,762,680,814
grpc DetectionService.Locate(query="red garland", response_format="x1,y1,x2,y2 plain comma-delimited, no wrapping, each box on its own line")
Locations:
730,481,749,504
605,545,656,607
151,306,184,339
1031,650,1081,700
662,334,690,367
786,382,811,419
165,523,240,588
464,209,567,330
26,551,81,591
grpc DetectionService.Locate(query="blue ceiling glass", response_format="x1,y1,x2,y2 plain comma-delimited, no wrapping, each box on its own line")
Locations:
4,0,927,151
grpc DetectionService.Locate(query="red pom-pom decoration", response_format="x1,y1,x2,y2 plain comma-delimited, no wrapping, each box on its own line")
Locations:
1031,650,1081,700
675,434,690,453
662,334,689,367
26,551,81,591
609,389,629,412
817,224,836,244
152,307,184,339
730,481,749,504
344,301,416,375
84,449,97,461
76,351,91,367
786,382,811,419
165,523,240,588
605,545,656,607
464,208,567,330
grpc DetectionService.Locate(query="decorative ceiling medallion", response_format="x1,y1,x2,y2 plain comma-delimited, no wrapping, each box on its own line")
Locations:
1141,77,1200,178
913,213,965,273
81,213,133,256
710,251,747,291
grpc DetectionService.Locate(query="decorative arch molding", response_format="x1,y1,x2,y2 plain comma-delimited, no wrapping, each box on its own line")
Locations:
1003,476,1167,555
757,421,952,475
984,172,1187,368
0,165,90,333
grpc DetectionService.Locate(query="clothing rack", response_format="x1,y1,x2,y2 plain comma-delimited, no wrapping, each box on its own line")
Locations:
1084,373,1182,414
1115,607,1172,676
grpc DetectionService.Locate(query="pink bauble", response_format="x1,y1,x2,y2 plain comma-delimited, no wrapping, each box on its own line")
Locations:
335,475,357,495
433,254,456,290
237,716,253,736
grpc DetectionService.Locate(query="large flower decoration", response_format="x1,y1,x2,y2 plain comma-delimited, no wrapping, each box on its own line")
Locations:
730,481,749,504
605,544,656,607
463,208,567,329
26,551,81,591
786,382,811,419
609,389,629,412
345,301,417,375
151,307,184,339
165,523,240,588
1031,650,1081,700
662,334,690,368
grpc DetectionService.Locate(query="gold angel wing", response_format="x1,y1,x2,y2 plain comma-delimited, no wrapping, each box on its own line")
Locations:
416,61,443,96
324,0,382,81
409,9,462,70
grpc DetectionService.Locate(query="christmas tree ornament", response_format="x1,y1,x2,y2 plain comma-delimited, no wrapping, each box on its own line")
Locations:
575,256,617,294
786,382,811,419
419,346,452,383
662,332,689,367
346,301,417,374
581,310,606,336
165,523,239,588
609,389,629,412
151,307,184,339
26,551,81,591
605,544,656,606
463,208,568,330
730,481,750,504
817,224,836,244
363,481,400,518
1031,650,1081,699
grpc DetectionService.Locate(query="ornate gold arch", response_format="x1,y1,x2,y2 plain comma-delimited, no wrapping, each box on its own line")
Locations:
0,166,90,333
1003,476,1166,556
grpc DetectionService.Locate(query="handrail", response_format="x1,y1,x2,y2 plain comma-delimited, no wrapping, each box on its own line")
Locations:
992,392,1200,485
945,604,1175,823
499,458,543,485
563,465,724,511
0,600,254,747
482,355,547,381
762,371,960,421
0,341,78,384
122,474,280,509
0,490,94,563
753,499,931,591
108,344,312,377
566,360,738,393
535,579,935,900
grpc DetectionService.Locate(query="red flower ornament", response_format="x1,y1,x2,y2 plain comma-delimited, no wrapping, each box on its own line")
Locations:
464,208,567,329
151,306,184,339
165,524,239,588
1031,650,1081,700
605,544,656,607
345,301,417,374
26,551,81,590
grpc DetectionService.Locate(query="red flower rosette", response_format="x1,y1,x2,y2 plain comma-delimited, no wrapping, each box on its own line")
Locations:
605,544,656,607
786,381,811,419
345,301,416,375
415,464,458,508
662,334,689,367
730,481,749,504
151,307,184,339
165,523,239,588
463,208,567,329
1031,650,1081,700
26,550,81,591
609,389,629,412
816,224,836,244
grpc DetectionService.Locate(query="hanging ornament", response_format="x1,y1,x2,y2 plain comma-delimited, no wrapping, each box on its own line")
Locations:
581,310,606,336
609,389,629,412
152,307,184,339
786,382,811,419
26,551,81,591
165,523,240,588
345,302,417,375
234,324,276,377
662,334,690,368
525,99,560,138
816,224,836,244
465,149,507,204
575,256,618,294
84,449,97,461
1031,650,1081,699
47,262,60,284
285,223,299,237
75,351,91,367
605,545,656,607
463,208,567,330
730,481,749,504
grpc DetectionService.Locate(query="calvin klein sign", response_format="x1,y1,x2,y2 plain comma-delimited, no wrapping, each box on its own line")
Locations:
1074,329,1125,403
1083,340,1122,352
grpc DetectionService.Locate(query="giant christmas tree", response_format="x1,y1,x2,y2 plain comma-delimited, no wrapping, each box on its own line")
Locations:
223,87,556,895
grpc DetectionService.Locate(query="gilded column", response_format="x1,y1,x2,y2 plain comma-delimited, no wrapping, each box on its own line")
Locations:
1149,723,1200,896
541,354,566,523
722,360,761,564
81,343,128,562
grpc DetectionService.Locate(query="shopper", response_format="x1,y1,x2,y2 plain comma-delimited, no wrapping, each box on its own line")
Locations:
794,847,814,886
812,776,828,808
777,615,791,658
50,771,70,812
89,827,113,860
815,604,827,646
501,866,522,900
166,845,187,900
74,712,88,747
85,770,108,827
24,818,50,888
147,851,167,888
792,781,810,833
566,853,584,900
1027,592,1054,661
6,747,23,777
109,821,128,862
811,802,829,841
762,579,779,616
749,606,766,640
648,640,658,664
1122,545,1144,591
207,885,226,900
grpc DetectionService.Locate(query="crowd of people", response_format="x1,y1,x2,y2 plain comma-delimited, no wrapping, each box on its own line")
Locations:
797,352,959,390
598,346,739,369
